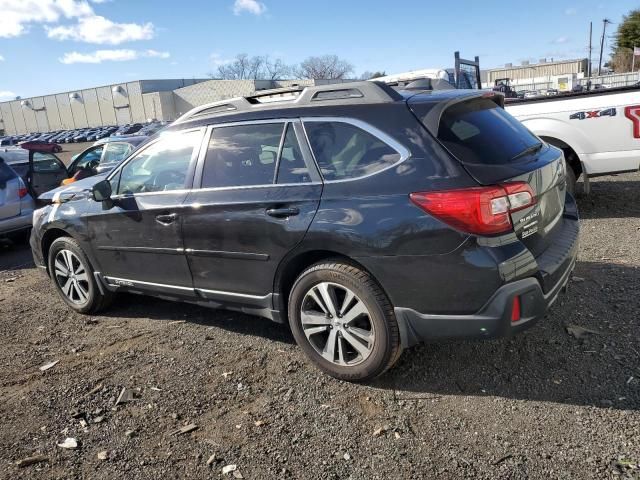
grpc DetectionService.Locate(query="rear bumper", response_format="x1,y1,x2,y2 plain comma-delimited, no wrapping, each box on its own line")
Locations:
395,209,579,348
395,253,575,347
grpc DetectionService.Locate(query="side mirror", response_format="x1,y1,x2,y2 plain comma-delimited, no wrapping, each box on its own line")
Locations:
92,179,112,202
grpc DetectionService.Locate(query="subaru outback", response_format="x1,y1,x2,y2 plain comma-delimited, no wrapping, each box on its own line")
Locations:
30,82,579,381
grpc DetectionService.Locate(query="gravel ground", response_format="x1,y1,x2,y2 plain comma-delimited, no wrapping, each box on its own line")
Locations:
0,173,639,479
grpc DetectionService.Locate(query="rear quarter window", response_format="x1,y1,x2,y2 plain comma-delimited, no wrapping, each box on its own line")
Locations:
304,121,402,181
436,98,541,165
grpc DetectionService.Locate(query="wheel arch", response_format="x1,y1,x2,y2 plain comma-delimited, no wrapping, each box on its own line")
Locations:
273,249,385,323
41,228,77,273
539,135,583,177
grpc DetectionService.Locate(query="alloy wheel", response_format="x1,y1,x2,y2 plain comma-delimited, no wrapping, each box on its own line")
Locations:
300,282,375,366
53,249,90,305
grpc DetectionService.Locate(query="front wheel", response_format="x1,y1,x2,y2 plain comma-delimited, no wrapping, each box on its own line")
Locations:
48,237,113,314
288,261,402,382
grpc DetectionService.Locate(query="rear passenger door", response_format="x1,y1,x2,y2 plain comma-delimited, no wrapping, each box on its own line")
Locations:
181,120,322,306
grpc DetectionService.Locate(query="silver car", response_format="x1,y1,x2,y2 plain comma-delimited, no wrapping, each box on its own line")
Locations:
0,159,35,240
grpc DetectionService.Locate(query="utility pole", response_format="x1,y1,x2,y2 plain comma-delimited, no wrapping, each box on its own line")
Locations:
598,18,612,76
587,22,593,81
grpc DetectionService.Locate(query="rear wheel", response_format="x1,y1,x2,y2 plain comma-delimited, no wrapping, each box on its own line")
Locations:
288,261,401,381
48,237,113,313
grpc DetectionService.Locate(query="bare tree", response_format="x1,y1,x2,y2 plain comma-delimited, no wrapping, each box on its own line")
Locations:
295,55,354,79
264,57,291,80
212,54,292,80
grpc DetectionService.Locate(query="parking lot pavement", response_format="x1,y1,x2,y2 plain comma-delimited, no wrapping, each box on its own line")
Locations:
0,173,638,479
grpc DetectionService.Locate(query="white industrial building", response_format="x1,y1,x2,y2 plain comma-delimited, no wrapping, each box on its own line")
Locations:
0,78,349,135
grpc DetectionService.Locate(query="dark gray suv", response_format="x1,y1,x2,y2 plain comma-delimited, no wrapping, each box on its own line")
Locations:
30,82,579,381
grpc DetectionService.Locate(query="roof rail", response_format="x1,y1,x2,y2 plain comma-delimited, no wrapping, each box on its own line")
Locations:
173,81,402,125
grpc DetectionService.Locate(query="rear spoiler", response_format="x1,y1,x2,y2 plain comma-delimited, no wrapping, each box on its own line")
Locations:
409,91,505,136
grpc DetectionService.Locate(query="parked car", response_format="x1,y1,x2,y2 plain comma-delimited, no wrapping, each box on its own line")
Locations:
62,136,148,185
0,147,69,203
18,140,62,153
0,158,34,241
30,82,579,381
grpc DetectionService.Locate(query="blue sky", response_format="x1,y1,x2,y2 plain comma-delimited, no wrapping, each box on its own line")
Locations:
0,0,637,99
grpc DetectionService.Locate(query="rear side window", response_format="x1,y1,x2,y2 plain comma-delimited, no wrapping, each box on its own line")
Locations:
0,162,17,184
304,121,401,180
436,98,541,165
202,123,283,188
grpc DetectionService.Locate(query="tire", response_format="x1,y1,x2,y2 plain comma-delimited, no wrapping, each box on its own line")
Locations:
565,161,577,197
288,261,402,382
47,236,113,314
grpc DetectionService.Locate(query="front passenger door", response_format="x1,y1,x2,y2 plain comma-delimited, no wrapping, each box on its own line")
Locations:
87,128,205,294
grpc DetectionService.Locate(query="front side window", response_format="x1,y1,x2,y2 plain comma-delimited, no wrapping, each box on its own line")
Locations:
102,143,132,164
71,146,103,175
202,123,283,188
116,130,200,195
304,121,401,181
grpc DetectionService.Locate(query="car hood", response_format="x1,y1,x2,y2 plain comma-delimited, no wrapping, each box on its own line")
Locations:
38,173,108,203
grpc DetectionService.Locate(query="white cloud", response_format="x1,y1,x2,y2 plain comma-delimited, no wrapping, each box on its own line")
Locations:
144,49,170,59
47,15,154,44
0,0,155,44
564,7,577,15
233,0,266,16
59,48,169,64
552,36,569,44
0,55,4,61
0,90,17,100
0,0,93,37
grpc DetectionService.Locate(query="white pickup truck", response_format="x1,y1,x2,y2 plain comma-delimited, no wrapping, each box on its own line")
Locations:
375,69,640,194
504,85,640,194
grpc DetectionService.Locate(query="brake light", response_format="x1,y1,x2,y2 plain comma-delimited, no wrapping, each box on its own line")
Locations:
17,178,28,198
511,296,521,322
409,182,535,235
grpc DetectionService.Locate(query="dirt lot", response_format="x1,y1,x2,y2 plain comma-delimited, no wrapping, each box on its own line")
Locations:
0,173,639,479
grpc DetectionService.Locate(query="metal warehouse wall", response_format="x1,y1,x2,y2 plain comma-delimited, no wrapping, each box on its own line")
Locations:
0,78,351,135
486,59,588,84
0,79,207,135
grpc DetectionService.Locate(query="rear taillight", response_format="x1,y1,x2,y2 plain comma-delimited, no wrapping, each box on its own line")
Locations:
409,182,535,235
17,178,28,198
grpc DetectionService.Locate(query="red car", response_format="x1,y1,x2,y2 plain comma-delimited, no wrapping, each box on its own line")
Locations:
18,141,62,153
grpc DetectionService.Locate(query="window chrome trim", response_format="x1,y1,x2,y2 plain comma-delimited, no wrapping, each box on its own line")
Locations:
186,181,322,195
300,116,411,184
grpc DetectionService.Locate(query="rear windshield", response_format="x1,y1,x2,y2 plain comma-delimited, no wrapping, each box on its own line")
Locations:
436,98,541,165
0,161,17,184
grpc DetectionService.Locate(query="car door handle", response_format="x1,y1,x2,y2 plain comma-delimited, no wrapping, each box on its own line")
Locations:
156,213,178,225
266,207,300,218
